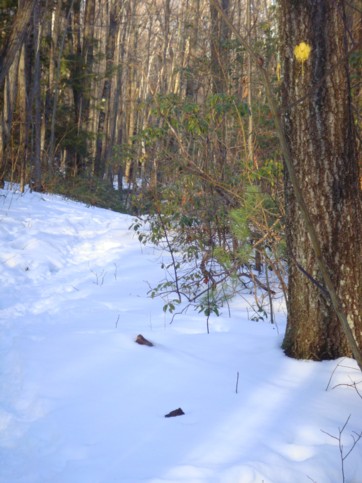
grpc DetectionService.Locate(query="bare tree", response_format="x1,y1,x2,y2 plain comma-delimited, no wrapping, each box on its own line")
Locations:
0,0,38,90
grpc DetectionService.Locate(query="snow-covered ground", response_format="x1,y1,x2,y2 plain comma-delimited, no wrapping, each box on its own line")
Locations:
0,186,361,483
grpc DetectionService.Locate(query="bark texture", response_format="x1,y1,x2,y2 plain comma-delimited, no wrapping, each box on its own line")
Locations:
280,0,362,360
0,0,38,90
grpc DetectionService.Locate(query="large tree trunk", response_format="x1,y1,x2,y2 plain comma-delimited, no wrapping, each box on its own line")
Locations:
31,0,42,192
0,0,37,186
0,50,21,184
0,0,37,91
17,46,28,191
210,0,229,95
209,0,229,180
94,0,120,178
280,0,362,360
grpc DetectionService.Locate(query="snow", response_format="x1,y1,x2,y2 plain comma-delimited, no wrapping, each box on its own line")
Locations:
0,186,361,483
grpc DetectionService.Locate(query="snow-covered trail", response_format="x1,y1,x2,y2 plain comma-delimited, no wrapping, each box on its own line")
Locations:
0,188,361,483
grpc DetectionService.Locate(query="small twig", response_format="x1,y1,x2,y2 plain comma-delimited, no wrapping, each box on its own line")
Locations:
332,380,362,400
326,359,362,400
169,303,190,324
240,271,276,295
321,415,362,483
292,257,329,298
265,260,277,333
156,210,182,302
90,267,107,286
113,263,118,280
326,358,346,391
206,281,210,334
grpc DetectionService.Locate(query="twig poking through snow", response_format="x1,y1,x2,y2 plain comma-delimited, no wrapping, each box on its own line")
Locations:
235,371,239,394
321,415,362,483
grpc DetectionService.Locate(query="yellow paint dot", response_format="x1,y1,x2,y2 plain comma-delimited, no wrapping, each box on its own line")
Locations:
294,42,311,77
294,42,312,63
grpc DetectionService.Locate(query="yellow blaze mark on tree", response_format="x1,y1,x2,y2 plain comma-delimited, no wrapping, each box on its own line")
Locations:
294,42,312,77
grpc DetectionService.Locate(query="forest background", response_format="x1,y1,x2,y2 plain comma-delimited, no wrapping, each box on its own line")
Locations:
0,0,361,363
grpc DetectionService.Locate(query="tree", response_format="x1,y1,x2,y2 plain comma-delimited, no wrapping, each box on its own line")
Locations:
30,0,42,191
0,0,37,90
280,0,362,361
0,0,38,187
